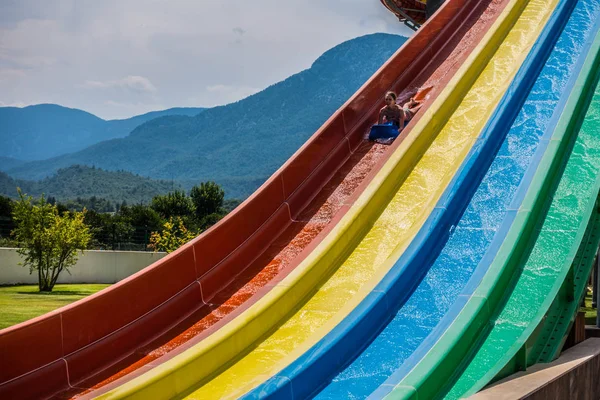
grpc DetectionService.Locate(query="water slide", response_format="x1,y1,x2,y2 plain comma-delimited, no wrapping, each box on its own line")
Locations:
91,0,560,397
288,0,600,398
0,0,494,399
2,0,600,398
387,4,600,399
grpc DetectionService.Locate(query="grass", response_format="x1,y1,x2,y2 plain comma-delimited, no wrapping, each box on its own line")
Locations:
0,284,110,330
581,290,597,325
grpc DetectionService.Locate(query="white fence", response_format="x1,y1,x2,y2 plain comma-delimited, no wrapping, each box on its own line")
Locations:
0,248,166,285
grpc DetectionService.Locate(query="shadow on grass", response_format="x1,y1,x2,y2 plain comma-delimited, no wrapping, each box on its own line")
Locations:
16,290,90,296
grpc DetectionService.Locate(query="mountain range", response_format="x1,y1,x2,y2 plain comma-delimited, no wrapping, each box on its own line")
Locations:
2,33,407,200
0,105,205,161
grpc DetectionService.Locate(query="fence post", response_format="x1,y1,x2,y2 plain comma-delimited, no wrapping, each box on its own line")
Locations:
144,225,148,251
112,223,116,251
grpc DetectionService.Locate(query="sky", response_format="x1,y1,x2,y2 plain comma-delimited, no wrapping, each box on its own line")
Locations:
0,0,412,120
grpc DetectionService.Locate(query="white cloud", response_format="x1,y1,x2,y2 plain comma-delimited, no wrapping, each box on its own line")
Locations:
82,75,157,93
0,100,29,108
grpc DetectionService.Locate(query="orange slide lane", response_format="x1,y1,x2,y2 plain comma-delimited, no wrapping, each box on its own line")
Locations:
0,0,505,399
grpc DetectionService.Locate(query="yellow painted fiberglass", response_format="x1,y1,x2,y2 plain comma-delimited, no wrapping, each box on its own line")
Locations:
96,0,557,397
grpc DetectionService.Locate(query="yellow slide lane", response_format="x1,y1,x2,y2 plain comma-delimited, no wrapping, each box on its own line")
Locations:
97,0,556,397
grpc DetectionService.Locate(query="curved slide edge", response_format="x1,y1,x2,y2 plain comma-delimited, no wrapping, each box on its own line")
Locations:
0,2,471,400
91,0,529,397
385,24,600,400
240,0,573,397
528,192,600,364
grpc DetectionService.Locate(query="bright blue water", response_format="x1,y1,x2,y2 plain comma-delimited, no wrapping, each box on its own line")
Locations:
314,0,600,398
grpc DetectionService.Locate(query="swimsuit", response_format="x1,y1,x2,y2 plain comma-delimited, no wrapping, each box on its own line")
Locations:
381,106,402,126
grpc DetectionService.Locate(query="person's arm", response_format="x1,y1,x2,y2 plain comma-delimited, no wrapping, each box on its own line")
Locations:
378,107,384,124
399,107,406,129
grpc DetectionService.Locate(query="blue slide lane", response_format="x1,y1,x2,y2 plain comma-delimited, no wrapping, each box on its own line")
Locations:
241,0,589,398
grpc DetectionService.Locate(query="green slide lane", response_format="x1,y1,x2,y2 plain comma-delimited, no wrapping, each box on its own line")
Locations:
385,27,600,400
526,190,600,366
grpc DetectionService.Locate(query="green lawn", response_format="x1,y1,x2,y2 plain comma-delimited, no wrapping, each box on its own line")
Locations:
0,284,110,330
581,290,597,325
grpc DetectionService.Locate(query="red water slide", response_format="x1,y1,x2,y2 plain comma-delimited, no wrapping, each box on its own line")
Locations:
0,0,501,398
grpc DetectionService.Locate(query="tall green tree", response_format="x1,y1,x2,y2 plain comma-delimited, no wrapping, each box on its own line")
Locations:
190,181,225,220
151,190,194,220
12,190,91,292
120,204,164,248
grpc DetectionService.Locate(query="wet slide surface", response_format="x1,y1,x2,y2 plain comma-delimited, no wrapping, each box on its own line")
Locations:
321,0,599,397
0,1,484,399
384,1,600,397
7,142,390,400
62,141,391,399
444,20,600,400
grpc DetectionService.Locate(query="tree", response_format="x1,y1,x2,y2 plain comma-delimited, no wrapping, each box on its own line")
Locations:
12,191,91,292
151,190,194,220
0,195,14,240
106,214,135,250
190,182,225,220
149,217,196,253
83,209,111,248
120,204,164,248
199,212,224,230
223,198,242,213
0,195,12,220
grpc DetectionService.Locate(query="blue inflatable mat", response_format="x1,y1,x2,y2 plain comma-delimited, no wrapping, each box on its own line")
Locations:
369,123,399,140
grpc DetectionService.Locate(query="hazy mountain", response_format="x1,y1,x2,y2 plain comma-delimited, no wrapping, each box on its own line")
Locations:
0,157,26,172
0,105,205,161
0,165,181,205
8,33,407,199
